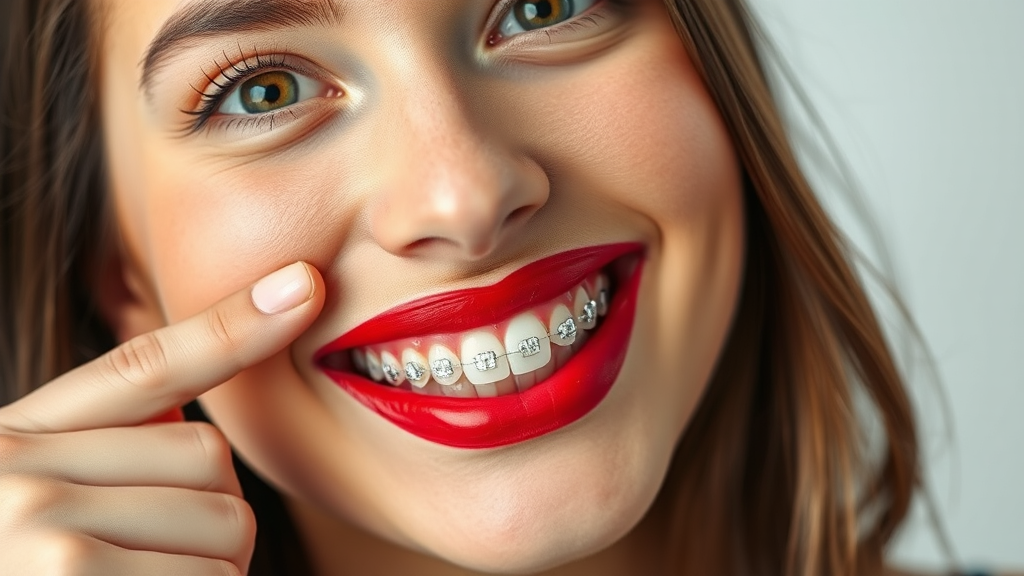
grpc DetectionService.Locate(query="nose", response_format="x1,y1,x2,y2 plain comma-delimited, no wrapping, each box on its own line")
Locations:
366,67,549,262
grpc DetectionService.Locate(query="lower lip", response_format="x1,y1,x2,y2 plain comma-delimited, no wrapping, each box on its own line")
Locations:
319,254,643,449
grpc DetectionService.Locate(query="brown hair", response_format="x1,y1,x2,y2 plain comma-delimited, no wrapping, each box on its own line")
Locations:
657,2,918,574
0,1,918,575
0,0,114,399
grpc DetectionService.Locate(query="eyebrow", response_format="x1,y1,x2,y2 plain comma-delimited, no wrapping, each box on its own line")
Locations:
140,0,345,92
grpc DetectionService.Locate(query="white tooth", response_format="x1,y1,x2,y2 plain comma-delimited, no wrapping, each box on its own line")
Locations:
440,379,477,398
365,350,384,382
531,356,556,385
494,375,518,397
401,349,430,388
595,274,610,316
552,344,573,370
460,331,510,386
380,351,404,386
503,313,551,375
474,383,498,397
572,328,590,354
424,381,443,396
351,349,367,373
549,304,576,346
574,286,597,330
428,344,463,386
514,371,537,394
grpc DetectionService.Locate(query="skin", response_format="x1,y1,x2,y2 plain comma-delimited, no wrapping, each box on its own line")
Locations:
0,264,324,574
0,0,748,574
0,0,1016,573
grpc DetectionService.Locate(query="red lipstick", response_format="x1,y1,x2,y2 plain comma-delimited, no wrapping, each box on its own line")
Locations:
315,243,644,448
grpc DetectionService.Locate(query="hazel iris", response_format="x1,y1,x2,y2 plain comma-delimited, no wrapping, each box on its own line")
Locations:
513,0,573,30
239,71,299,114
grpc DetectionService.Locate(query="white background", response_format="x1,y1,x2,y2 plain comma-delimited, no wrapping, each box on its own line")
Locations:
751,1,1024,571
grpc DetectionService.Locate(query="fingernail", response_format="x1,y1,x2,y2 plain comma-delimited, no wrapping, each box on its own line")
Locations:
251,262,313,314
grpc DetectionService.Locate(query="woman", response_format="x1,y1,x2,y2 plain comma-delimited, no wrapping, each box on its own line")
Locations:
0,0,943,574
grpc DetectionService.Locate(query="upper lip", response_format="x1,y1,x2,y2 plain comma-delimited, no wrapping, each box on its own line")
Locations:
314,242,643,360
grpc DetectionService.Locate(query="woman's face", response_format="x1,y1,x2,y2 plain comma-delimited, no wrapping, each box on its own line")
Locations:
98,0,744,571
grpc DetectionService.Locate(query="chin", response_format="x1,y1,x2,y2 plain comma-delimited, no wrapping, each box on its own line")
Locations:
430,502,646,575
390,409,669,575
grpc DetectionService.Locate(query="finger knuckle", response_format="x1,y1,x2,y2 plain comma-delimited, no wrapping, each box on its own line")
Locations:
39,532,96,576
0,475,64,527
212,559,244,576
205,306,239,354
185,423,235,486
0,433,30,472
214,494,257,552
103,333,169,392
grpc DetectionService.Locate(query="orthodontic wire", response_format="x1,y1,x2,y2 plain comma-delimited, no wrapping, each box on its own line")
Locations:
373,292,607,384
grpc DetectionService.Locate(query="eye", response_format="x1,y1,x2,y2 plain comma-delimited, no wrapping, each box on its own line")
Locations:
218,70,330,115
497,0,599,36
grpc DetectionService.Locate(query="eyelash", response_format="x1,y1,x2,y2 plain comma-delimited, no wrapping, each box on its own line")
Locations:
184,0,628,135
183,50,316,134
488,0,620,45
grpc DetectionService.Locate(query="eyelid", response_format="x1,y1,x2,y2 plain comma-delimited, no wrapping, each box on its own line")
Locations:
485,0,605,45
494,0,600,38
184,52,342,134
485,0,518,34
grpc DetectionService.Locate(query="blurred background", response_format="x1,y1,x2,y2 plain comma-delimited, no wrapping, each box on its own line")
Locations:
751,0,1024,570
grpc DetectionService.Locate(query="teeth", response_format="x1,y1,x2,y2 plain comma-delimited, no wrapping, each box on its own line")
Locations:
504,313,551,375
365,350,384,382
528,356,555,390
440,381,476,398
380,351,404,386
574,286,597,330
494,374,518,397
595,274,609,316
428,344,462,386
514,371,536,393
460,331,510,386
350,349,367,373
402,349,430,388
552,342,573,370
549,304,576,347
474,383,498,398
344,270,617,396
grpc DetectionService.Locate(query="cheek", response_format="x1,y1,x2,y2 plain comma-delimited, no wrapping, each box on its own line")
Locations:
579,59,737,220
540,27,745,440
495,23,742,248
135,157,345,320
509,27,745,346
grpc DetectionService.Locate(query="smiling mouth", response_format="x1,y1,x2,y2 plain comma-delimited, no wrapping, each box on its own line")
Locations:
322,268,613,398
314,243,645,449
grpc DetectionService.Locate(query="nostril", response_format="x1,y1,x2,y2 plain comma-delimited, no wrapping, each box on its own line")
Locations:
404,237,448,254
505,205,536,228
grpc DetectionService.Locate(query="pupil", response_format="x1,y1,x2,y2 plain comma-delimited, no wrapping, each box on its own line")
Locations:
238,72,298,114
264,84,281,104
512,0,570,31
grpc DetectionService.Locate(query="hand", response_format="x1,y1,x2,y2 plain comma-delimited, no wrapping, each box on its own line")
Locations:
0,262,324,575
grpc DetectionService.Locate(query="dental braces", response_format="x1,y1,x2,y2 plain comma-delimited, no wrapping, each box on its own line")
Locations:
378,292,607,385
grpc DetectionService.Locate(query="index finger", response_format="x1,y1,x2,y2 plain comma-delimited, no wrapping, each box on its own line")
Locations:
0,262,324,434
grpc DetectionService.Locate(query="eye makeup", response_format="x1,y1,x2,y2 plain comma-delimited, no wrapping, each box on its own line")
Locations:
180,49,343,135
174,0,636,139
